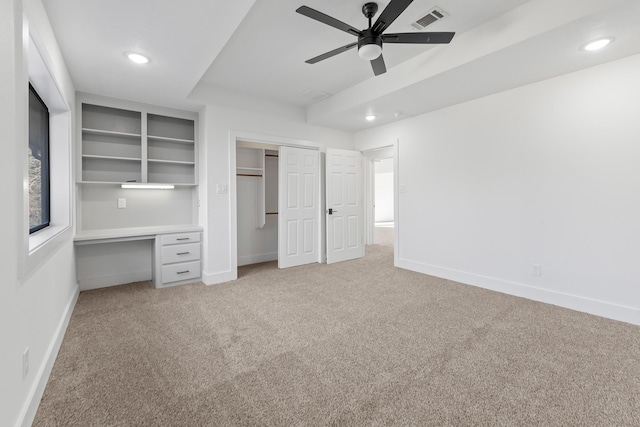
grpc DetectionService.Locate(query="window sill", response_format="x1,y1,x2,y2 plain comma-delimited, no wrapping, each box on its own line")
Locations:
23,224,72,280
29,224,69,253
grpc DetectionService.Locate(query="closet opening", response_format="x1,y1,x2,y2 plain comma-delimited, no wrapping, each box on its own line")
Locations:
236,141,280,267
232,136,323,274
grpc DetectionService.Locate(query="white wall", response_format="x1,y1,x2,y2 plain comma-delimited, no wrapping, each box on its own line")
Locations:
355,54,640,326
189,84,355,284
374,158,394,222
0,1,78,426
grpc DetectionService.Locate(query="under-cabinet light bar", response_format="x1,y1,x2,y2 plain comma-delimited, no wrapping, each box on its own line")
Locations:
121,183,175,189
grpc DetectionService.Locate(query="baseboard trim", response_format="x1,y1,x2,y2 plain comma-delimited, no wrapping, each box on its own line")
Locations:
397,258,640,326
79,270,151,291
202,269,236,286
19,286,79,427
237,251,277,267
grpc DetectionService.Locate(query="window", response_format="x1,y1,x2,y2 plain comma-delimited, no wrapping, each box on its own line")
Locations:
28,83,50,234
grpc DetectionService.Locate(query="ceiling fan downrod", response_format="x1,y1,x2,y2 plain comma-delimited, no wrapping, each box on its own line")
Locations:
362,2,378,28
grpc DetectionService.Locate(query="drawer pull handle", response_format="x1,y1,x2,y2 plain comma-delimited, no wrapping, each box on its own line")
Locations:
177,270,190,274
177,252,190,255
176,238,190,241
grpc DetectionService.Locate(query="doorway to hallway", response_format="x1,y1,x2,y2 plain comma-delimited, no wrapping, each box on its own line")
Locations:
363,145,397,264
373,157,394,247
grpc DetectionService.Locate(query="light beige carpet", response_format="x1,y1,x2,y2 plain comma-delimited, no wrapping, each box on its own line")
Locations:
34,244,640,426
374,223,394,247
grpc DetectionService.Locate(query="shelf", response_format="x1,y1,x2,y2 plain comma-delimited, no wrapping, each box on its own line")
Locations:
147,114,194,142
148,162,195,185
148,135,194,144
148,158,195,165
82,128,141,138
82,104,141,135
237,167,263,171
77,180,198,187
82,154,141,162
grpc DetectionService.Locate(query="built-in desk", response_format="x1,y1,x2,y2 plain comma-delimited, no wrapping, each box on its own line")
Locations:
74,225,203,290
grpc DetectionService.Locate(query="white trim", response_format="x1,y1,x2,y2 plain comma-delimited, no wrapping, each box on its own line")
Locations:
364,157,375,245
397,257,640,326
202,269,237,286
238,251,278,267
18,287,79,427
76,92,200,117
393,140,399,266
231,130,324,151
79,270,152,291
21,35,74,281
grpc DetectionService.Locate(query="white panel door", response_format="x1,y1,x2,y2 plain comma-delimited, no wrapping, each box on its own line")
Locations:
278,146,320,268
326,148,364,264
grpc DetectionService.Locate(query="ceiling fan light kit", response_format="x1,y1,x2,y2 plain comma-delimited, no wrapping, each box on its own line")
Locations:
358,30,383,60
296,0,455,76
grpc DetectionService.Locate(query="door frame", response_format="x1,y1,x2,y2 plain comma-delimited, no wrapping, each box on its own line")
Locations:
362,142,399,265
230,131,325,277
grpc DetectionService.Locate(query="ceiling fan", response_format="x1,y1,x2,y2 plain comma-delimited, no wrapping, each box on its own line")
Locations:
296,0,455,76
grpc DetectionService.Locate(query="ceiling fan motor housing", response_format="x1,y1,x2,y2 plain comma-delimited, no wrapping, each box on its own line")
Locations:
358,28,383,51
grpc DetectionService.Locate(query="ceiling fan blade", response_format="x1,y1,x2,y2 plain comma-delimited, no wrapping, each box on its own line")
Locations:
383,32,455,44
296,6,361,37
371,55,386,76
306,42,358,64
371,0,413,34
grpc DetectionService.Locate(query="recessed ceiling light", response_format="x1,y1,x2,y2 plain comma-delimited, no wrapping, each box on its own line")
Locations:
583,38,612,51
365,115,376,121
126,52,149,64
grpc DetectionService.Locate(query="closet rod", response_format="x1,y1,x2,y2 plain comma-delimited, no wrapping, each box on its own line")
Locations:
236,173,263,177
266,212,278,215
265,154,279,157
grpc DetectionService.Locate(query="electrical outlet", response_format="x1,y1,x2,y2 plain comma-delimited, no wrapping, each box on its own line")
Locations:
532,263,542,276
23,348,29,379
117,198,126,209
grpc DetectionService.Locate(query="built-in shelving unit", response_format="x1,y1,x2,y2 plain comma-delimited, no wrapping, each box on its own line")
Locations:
74,95,201,291
80,104,196,185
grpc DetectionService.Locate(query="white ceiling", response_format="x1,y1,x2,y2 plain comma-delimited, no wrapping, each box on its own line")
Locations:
197,0,530,107
43,0,640,131
42,0,255,110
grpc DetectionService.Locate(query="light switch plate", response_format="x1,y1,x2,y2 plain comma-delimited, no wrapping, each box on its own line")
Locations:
117,198,126,209
216,184,228,194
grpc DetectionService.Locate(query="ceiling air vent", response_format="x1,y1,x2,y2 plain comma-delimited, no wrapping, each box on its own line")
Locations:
411,6,448,30
299,89,331,102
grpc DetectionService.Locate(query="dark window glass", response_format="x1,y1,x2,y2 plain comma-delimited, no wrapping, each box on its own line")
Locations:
28,84,50,234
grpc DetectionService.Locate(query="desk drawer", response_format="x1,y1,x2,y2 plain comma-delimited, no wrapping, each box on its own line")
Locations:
162,261,200,284
161,232,201,245
162,243,200,264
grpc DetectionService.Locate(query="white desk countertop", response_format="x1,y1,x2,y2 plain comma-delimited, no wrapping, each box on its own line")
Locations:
74,224,203,245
